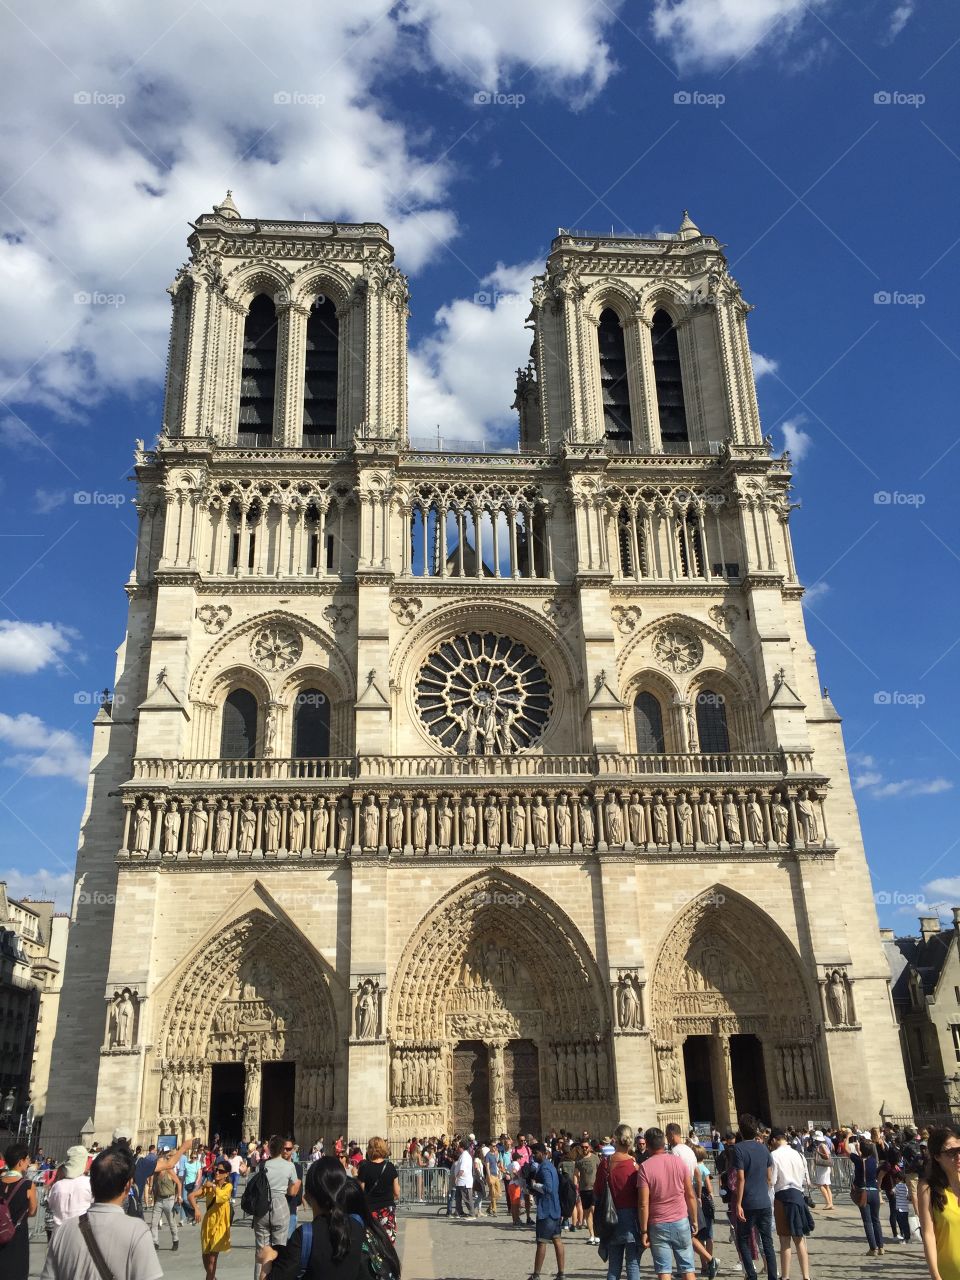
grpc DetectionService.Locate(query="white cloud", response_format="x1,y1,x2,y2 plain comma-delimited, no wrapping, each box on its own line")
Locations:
0,3,621,420
409,259,541,445
801,580,829,609
782,417,812,463
925,877,960,902
0,621,76,674
0,713,89,784
0,866,75,911
651,0,829,69
853,769,883,789
34,488,69,514
751,351,778,378
887,3,914,39
870,777,952,799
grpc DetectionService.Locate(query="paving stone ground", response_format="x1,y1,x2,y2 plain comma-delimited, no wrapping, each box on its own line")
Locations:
28,1200,931,1279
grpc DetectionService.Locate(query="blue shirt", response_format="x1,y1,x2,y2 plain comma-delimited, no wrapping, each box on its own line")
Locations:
532,1159,561,1219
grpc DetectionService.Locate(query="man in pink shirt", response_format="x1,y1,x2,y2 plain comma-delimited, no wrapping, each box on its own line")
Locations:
46,1146,94,1235
638,1128,698,1280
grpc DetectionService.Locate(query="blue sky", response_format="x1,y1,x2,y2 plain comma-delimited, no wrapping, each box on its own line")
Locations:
0,0,956,930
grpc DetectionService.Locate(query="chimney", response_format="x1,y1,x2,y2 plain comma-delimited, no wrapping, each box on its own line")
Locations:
952,906,960,931
919,915,940,942
879,928,894,941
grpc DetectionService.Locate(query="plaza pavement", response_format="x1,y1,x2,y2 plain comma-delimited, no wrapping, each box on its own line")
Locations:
28,1200,931,1278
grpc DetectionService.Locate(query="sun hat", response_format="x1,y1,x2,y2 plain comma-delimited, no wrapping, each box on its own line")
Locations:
63,1146,89,1178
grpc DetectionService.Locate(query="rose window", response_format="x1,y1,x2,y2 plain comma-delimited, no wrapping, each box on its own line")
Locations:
250,622,302,672
416,632,553,754
652,625,703,674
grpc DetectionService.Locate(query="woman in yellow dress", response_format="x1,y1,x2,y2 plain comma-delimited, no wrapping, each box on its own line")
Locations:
189,1158,233,1279
919,1126,960,1280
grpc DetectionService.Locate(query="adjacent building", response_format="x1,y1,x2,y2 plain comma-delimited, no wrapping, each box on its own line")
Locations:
45,196,910,1148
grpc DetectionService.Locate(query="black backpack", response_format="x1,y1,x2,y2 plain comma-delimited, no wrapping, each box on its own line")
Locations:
241,1165,271,1218
558,1169,577,1217
904,1142,927,1176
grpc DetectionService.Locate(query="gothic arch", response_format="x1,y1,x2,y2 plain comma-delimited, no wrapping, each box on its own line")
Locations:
581,279,642,324
389,871,608,1044
616,611,757,702
637,282,695,326
223,261,294,308
289,263,358,312
621,668,681,753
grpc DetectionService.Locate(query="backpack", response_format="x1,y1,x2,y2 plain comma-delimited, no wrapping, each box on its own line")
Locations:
0,1181,29,1246
904,1142,927,1176
241,1165,272,1218
558,1169,577,1217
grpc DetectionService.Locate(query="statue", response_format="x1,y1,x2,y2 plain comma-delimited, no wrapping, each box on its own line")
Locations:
605,794,624,846
531,795,548,848
772,794,790,844
162,805,180,855
263,801,280,853
189,803,208,854
617,976,642,1030
214,800,231,853
114,991,134,1048
579,796,595,846
653,797,669,845
336,798,352,851
676,794,693,845
628,792,645,844
133,800,152,853
461,798,476,848
159,1072,172,1114
477,703,498,754
314,801,329,853
388,797,403,850
390,1052,403,1105
747,796,764,844
263,704,278,757
460,706,479,755
722,795,741,843
288,798,305,853
412,798,427,850
437,797,453,847
237,800,256,853
499,704,519,752
797,792,819,843
827,970,849,1025
699,793,718,844
483,796,501,847
509,795,525,848
362,796,379,849
356,981,376,1039
555,794,571,847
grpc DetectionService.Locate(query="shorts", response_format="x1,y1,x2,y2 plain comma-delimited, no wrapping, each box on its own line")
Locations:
649,1216,696,1275
580,1189,595,1212
253,1215,288,1248
536,1215,562,1241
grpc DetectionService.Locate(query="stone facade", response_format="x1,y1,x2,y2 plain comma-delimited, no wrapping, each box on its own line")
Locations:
45,198,910,1147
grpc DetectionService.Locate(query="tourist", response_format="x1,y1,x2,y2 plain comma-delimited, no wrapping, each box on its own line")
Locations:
666,1124,715,1275
919,1125,960,1280
810,1129,834,1211
691,1144,716,1277
0,1143,37,1280
179,1145,202,1222
452,1139,475,1218
731,1114,778,1280
506,1160,525,1226
358,1136,401,1243
188,1157,233,1278
482,1142,502,1216
893,1167,914,1243
283,1141,304,1239
594,1122,641,1280
40,1143,161,1280
45,1145,93,1236
150,1155,181,1252
577,1138,600,1244
638,1127,697,1280
559,1142,580,1231
528,1140,565,1280
849,1135,884,1256
253,1135,302,1277
769,1128,814,1280
906,1125,931,1213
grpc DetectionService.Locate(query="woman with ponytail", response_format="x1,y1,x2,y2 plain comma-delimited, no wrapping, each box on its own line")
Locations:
257,1155,401,1279
919,1126,960,1280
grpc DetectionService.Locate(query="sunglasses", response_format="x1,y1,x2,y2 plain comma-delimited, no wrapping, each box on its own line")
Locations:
940,1147,960,1159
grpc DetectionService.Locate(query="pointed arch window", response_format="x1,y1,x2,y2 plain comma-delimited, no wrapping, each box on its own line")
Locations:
303,296,339,448
238,294,278,446
652,309,688,445
293,687,331,758
634,691,665,753
696,689,730,754
598,309,632,441
220,689,258,759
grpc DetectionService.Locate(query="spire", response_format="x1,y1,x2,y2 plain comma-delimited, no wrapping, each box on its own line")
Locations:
213,190,241,220
678,210,700,241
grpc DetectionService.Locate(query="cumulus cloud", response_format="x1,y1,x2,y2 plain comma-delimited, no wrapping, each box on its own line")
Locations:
0,712,89,784
801,580,829,609
34,489,69,514
852,757,953,799
0,621,76,674
782,417,812,463
409,259,541,445
887,3,914,39
925,876,960,903
651,0,829,69
0,2,621,420
0,866,75,911
751,351,778,379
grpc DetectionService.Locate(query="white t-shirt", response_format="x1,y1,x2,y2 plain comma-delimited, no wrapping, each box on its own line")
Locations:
46,1176,94,1230
771,1144,808,1192
670,1141,699,1184
453,1151,474,1187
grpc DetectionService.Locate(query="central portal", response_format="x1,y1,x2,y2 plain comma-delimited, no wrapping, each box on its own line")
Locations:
208,1063,245,1146
452,1041,490,1136
260,1061,296,1138
504,1039,541,1136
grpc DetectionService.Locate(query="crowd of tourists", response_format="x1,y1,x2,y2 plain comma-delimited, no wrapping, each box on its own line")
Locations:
1,1118,959,1279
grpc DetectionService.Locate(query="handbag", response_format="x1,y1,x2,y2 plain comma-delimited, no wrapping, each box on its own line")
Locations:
850,1185,867,1207
79,1213,118,1280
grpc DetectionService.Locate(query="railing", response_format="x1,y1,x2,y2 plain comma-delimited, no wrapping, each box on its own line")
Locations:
130,749,816,786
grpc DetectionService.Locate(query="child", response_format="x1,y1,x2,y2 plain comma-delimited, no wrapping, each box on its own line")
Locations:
189,1158,233,1278
893,1170,913,1243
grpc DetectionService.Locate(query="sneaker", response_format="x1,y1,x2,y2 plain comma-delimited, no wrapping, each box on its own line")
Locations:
708,1260,719,1279
867,1248,877,1256
877,1247,885,1255
172,1242,179,1253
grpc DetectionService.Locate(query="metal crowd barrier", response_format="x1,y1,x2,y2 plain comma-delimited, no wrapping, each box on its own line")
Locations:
398,1164,449,1208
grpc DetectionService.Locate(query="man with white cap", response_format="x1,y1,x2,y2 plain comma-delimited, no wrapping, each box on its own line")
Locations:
46,1146,93,1235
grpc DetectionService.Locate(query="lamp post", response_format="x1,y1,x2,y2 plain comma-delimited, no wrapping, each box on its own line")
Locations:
1,1088,16,1130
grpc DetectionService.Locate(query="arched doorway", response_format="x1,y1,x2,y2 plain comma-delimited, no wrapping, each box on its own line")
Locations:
155,909,339,1143
650,887,827,1130
388,874,611,1139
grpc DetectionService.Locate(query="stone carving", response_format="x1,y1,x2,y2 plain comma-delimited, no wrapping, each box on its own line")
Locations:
676,794,693,845
162,805,181,855
412,798,427,850
362,796,380,849
531,795,548,848
322,603,356,633
542,598,572,626
189,804,208,854
416,632,552,755
437,797,453,848
722,795,742,843
509,795,526,848
109,989,136,1049
314,802,329,853
772,794,790,845
616,974,643,1030
548,1038,609,1101
337,799,352,851
390,596,422,626
214,800,231,853
288,798,305,854
797,792,819,844
605,793,624,845
461,798,476,848
133,800,152,854
708,604,740,632
388,797,403,850
827,969,850,1026
699,793,718,844
746,795,764,844
263,801,280,853
579,796,595,847
263,704,279,757
656,1043,682,1103
197,604,232,634
653,796,669,845
238,799,256,853
611,604,642,634
250,621,302,671
555,794,571,847
355,978,380,1040
628,792,645,845
652,625,703,674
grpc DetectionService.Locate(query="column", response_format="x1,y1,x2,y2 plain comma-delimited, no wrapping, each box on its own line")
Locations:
489,1041,507,1138
493,509,501,578
509,506,519,579
709,1034,737,1133
439,502,448,578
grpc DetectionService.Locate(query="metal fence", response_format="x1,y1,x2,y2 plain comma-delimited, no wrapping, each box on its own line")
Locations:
398,1164,449,1209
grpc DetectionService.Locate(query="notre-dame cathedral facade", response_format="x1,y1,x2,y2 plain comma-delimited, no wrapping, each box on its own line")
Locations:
45,194,909,1149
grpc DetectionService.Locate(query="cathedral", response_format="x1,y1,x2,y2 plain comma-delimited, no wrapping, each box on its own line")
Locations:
45,195,910,1149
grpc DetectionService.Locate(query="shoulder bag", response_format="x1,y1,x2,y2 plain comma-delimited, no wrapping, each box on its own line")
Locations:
78,1213,118,1280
